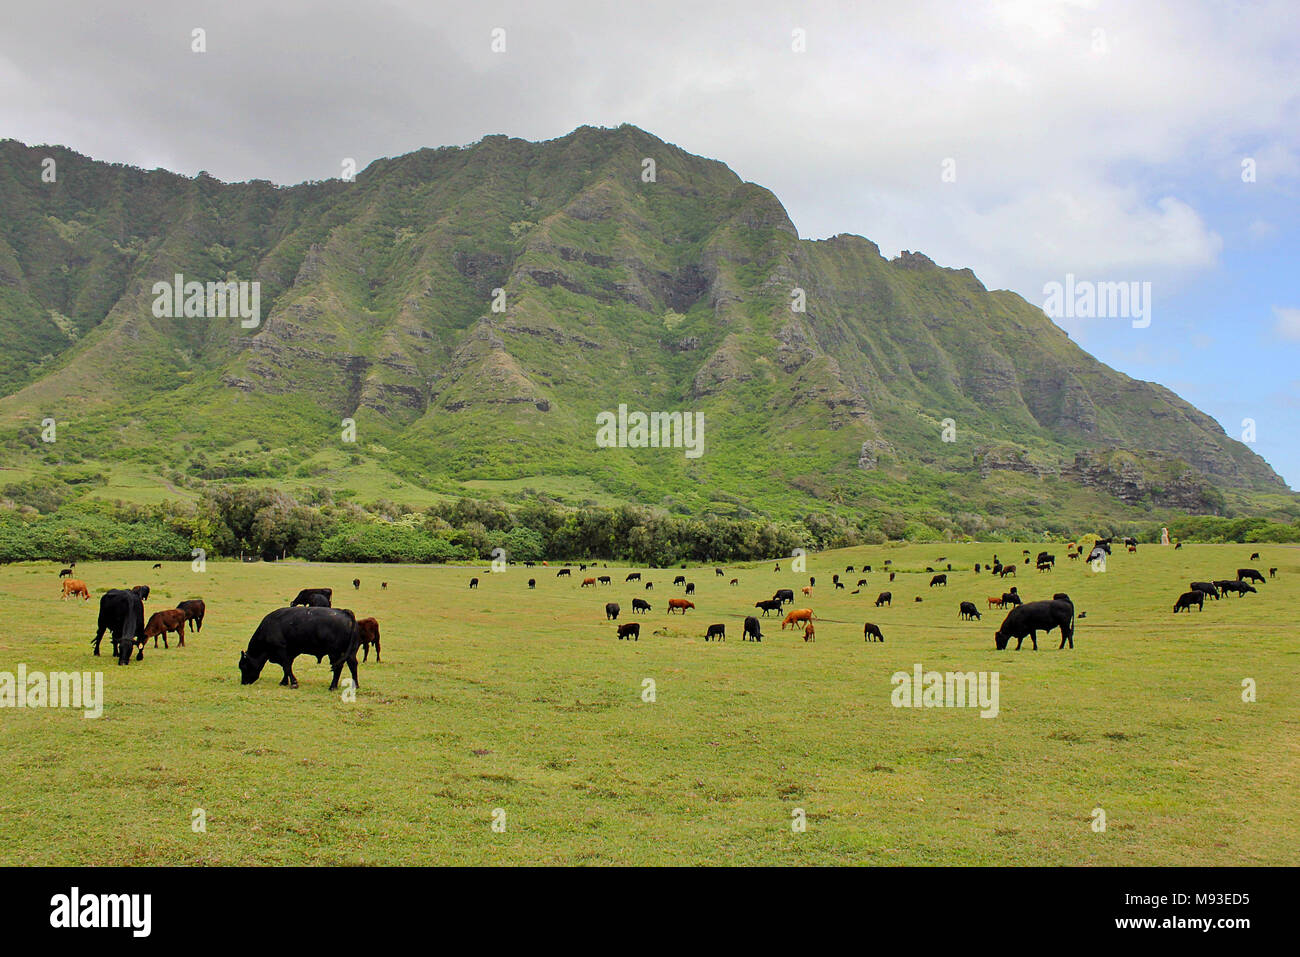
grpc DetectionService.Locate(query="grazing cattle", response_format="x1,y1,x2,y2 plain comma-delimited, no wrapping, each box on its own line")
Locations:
987,596,1004,609
152,563,162,570
857,579,867,587
991,562,1002,576
781,608,814,630
144,608,188,648
381,582,388,590
914,596,922,602
357,617,381,662
667,599,695,614
617,623,640,641
875,592,892,607
1250,552,1260,561
743,616,763,642
929,574,947,587
974,563,981,573
959,601,981,621
863,622,884,642
93,589,148,664
999,566,1016,578
61,579,90,600
846,566,855,573
730,579,739,586
773,564,780,572
1175,542,1183,550
598,576,612,586
673,575,687,586
803,623,815,642
605,602,620,621
705,623,726,642
809,577,816,587
773,589,795,605
581,577,596,588
238,606,360,691
864,566,872,572
835,582,845,590
557,568,571,577
925,567,934,573
1269,567,1277,579
626,573,641,582
884,560,892,566
632,598,651,613
177,599,206,633
755,599,782,616
1236,568,1266,584
58,568,72,578
994,599,1075,651
469,578,479,589
1067,552,1080,561
715,568,725,577
528,578,536,589
1189,581,1219,599
889,572,896,582
644,582,654,590
1127,545,1137,553
290,588,332,608
352,579,360,590
1001,591,1022,607
801,586,813,597
1037,561,1054,572
685,583,695,595
1216,580,1257,597
1173,591,1204,613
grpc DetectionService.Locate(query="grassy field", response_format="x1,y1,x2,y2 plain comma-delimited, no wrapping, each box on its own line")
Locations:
0,542,1297,866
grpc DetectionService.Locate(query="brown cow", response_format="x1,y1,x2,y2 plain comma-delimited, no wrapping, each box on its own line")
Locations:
667,598,694,614
987,596,1005,609
801,585,813,597
61,579,90,601
803,622,815,642
143,608,187,648
781,608,814,630
581,577,597,587
358,617,381,662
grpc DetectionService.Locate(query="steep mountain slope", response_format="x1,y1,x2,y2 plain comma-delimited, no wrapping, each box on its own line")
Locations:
0,126,1287,526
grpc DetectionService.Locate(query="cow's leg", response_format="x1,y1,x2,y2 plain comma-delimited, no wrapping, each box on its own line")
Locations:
93,627,105,655
329,659,343,690
347,655,359,689
1030,631,1038,651
178,624,185,646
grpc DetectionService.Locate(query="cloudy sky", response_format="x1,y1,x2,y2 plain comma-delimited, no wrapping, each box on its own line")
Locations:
3,0,1297,485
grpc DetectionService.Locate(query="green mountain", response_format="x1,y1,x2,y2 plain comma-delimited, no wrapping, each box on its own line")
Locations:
0,125,1291,532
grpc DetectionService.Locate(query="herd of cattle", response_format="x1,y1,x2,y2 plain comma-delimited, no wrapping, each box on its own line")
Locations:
52,538,1279,688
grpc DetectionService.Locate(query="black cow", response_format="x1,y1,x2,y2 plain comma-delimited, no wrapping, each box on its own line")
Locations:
835,582,845,590
632,598,651,613
1269,567,1277,579
1216,580,1257,597
929,574,947,587
958,601,981,621
290,588,332,608
92,589,147,664
1189,581,1219,599
626,573,641,582
705,623,725,641
863,622,884,642
605,602,620,621
352,578,360,590
177,598,206,633
528,579,536,589
132,584,150,601
889,572,896,582
1250,552,1260,561
58,568,73,578
1002,591,1022,607
773,588,795,605
238,607,360,690
469,578,479,589
644,582,654,590
715,568,725,577
673,575,687,586
557,569,571,577
875,592,891,607
617,623,640,641
755,599,782,616
685,582,695,595
743,616,763,642
598,576,612,586
994,600,1075,651
857,579,867,587
1236,568,1265,584
1173,591,1204,613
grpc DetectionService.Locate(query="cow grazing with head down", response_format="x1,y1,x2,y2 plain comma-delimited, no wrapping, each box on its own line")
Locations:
144,608,188,648
802,623,815,642
581,577,596,588
238,606,360,691
557,568,571,577
1250,552,1260,561
632,598,651,613
875,592,891,607
93,589,148,664
626,573,641,582
705,623,726,641
773,589,795,605
61,579,90,601
1237,568,1266,585
605,603,620,621
617,623,640,641
353,579,361,590
1189,582,1219,600
929,574,947,587
994,599,1075,651
177,599,205,632
528,579,536,589
469,578,479,589
673,575,687,586
959,601,981,621
357,617,381,662
863,622,884,642
290,588,332,608
58,568,73,578
743,616,763,642
755,599,782,616
781,608,814,630
1173,591,1204,613
685,582,695,595
1216,580,1257,597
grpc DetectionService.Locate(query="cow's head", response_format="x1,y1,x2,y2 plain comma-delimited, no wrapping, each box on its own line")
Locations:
994,630,1010,650
238,650,264,685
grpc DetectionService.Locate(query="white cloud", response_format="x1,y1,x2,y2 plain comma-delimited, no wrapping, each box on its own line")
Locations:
1273,307,1300,342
